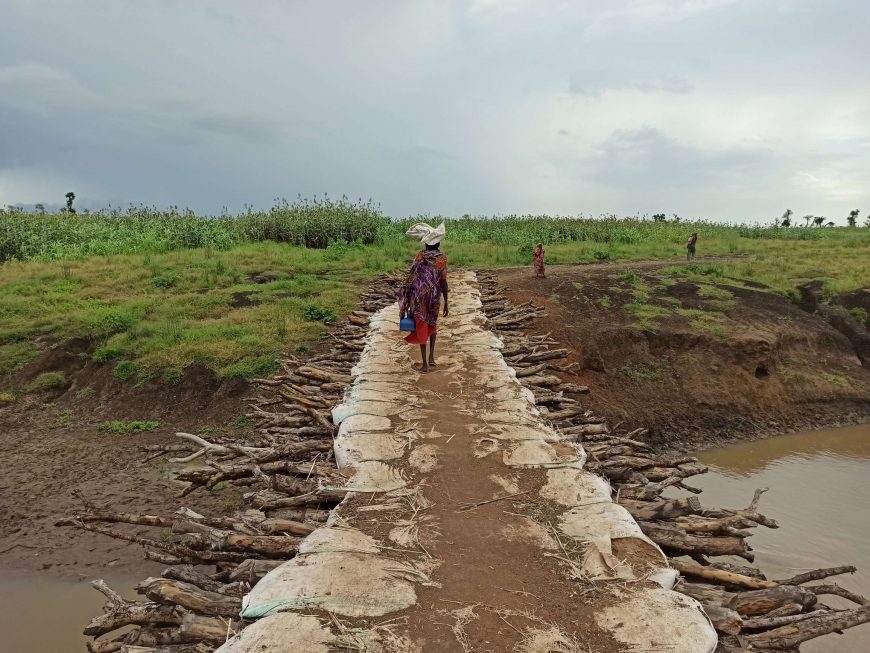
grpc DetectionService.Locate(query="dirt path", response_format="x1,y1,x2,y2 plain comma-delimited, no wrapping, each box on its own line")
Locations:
218,272,716,652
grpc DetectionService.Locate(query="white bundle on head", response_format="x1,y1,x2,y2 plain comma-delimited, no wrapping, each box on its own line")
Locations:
406,222,446,246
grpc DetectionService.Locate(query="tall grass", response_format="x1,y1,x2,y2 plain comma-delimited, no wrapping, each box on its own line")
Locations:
4,200,867,263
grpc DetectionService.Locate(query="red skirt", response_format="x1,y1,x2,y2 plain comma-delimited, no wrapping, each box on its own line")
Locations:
404,317,436,344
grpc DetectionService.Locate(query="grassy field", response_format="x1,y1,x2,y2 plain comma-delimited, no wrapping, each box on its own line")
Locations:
1,201,869,385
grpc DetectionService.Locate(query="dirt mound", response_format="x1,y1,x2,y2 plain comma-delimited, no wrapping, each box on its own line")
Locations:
0,339,252,576
6,338,248,425
497,263,870,450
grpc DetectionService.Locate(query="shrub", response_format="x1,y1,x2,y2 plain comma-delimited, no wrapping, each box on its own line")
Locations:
304,304,337,323
25,371,69,393
152,271,181,288
113,360,136,380
102,420,161,434
849,307,869,326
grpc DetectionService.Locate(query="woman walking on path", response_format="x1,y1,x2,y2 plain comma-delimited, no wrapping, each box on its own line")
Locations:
533,243,546,278
399,223,449,373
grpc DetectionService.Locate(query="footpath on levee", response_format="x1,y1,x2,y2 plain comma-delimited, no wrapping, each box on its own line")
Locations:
217,271,715,652
68,269,870,653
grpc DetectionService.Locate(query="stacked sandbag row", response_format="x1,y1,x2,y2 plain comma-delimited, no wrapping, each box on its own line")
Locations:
476,269,870,652
60,273,405,653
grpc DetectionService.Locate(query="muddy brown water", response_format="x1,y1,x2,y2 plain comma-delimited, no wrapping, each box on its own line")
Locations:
0,571,142,652
693,423,870,653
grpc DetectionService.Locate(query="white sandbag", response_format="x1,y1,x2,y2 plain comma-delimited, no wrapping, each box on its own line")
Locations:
558,502,655,551
344,461,407,492
594,587,717,653
335,431,405,467
241,552,422,618
504,440,586,469
337,413,392,434
331,400,406,425
215,612,331,653
298,526,380,555
539,468,612,507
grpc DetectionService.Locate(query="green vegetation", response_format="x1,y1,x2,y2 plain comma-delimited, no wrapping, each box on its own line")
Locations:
621,360,670,382
24,371,69,393
850,307,869,326
822,372,849,387
54,409,76,428
102,419,161,434
2,202,869,383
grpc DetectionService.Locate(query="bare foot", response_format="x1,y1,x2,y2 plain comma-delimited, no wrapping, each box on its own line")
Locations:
415,363,430,373
428,360,437,368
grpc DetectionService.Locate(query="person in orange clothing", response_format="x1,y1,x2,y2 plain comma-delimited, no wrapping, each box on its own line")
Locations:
398,223,449,373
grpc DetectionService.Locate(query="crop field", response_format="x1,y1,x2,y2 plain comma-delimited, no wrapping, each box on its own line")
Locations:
1,199,869,384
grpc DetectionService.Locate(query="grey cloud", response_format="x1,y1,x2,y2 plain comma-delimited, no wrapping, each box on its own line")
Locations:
0,0,867,219
569,72,694,96
587,126,775,189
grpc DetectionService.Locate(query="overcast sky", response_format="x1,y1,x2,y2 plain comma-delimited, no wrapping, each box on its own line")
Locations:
1,0,868,221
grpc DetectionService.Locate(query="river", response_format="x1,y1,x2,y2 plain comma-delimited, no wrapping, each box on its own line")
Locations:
695,423,870,652
0,571,144,653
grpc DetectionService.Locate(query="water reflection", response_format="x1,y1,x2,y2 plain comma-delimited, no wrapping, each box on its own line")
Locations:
694,424,870,653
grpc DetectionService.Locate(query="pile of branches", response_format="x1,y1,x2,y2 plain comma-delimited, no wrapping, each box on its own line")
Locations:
59,273,403,653
476,270,870,652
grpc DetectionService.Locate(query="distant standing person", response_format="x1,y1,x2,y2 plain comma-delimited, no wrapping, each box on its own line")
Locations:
533,243,546,278
687,232,698,260
399,223,449,373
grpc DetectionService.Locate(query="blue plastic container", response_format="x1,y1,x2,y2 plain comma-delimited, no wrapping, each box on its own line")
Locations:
400,315,416,332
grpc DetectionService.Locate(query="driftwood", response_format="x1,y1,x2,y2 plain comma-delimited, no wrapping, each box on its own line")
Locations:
669,560,777,590
746,605,870,649
136,578,241,617
639,522,754,561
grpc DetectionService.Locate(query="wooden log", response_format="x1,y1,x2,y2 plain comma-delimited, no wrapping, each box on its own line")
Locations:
520,348,569,363
56,512,174,528
296,366,351,384
709,562,767,580
178,531,301,558
69,521,247,563
676,581,735,607
728,586,816,617
644,463,709,482
702,604,743,635
136,578,242,617
259,488,347,511
559,424,609,439
777,565,857,585
673,514,757,535
746,605,870,649
743,609,831,631
639,522,754,561
670,561,777,590
161,566,224,594
179,612,240,643
514,363,549,378
519,374,562,387
229,558,284,583
808,583,869,606
85,580,184,637
619,497,702,522
261,518,316,536
545,406,586,421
